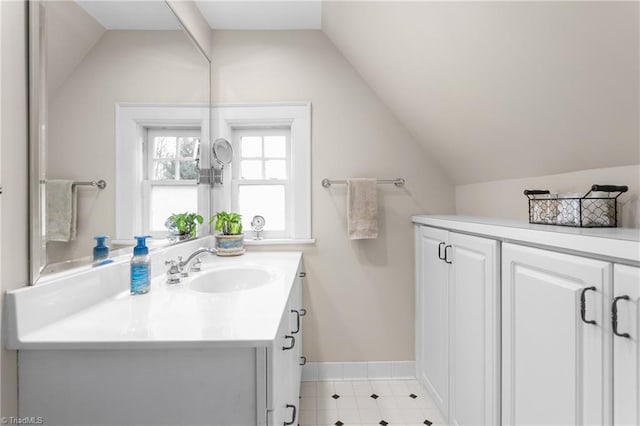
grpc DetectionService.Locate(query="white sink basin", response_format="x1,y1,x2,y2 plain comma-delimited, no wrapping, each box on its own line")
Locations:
188,266,275,293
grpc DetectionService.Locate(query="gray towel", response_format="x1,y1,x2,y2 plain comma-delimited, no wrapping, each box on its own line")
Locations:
347,178,378,240
46,180,77,242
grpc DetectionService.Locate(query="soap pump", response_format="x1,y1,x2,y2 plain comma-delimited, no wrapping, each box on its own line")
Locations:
92,236,112,266
130,235,151,295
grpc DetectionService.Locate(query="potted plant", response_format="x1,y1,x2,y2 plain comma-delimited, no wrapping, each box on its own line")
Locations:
210,211,245,256
165,212,203,241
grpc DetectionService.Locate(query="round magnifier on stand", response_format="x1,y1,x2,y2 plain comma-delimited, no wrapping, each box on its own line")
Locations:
251,215,265,240
212,138,233,185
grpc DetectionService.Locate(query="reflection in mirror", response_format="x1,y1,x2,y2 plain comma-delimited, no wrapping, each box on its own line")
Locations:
30,0,210,283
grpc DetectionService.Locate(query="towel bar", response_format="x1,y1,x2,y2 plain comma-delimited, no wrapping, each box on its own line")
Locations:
321,178,405,188
41,179,107,189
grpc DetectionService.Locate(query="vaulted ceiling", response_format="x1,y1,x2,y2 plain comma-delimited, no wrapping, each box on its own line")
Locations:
322,1,639,184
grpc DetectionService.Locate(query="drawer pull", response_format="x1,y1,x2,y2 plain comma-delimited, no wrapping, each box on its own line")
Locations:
612,295,631,338
580,286,597,325
299,308,307,316
283,404,297,425
299,272,306,278
444,245,452,264
291,309,300,334
438,242,446,260
282,335,295,350
300,356,307,366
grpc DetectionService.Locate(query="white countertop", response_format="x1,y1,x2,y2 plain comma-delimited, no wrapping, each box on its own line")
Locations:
6,251,302,350
413,215,640,265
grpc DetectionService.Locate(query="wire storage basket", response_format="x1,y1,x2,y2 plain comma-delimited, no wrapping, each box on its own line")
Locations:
524,185,628,228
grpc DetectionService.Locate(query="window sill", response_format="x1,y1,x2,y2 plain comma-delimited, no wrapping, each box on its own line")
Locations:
243,238,316,246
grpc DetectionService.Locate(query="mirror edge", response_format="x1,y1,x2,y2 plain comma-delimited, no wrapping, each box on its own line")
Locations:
28,0,45,285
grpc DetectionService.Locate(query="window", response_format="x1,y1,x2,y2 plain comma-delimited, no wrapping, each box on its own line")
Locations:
232,129,291,238
213,103,311,242
143,128,200,236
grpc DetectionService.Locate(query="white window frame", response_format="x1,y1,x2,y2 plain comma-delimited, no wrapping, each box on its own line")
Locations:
142,128,200,237
212,103,312,242
115,103,210,240
231,128,292,239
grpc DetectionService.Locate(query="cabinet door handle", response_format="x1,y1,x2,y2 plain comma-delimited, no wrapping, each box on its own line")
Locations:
438,242,446,260
283,404,297,425
291,309,300,334
580,286,597,325
444,245,452,264
299,356,307,366
282,335,295,350
612,295,631,338
299,308,307,316
299,272,306,278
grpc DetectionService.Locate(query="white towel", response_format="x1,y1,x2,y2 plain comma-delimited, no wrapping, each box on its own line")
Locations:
347,178,378,240
46,180,77,242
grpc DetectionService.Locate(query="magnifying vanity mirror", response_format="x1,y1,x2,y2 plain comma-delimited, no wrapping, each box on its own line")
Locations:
29,0,211,284
212,138,233,184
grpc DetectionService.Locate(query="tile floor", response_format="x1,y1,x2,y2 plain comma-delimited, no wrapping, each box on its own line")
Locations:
298,379,447,426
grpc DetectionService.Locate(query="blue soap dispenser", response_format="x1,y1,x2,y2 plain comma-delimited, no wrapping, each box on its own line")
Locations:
130,236,151,295
92,236,112,266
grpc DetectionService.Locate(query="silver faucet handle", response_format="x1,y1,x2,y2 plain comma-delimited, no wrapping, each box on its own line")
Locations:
165,259,181,284
190,258,203,273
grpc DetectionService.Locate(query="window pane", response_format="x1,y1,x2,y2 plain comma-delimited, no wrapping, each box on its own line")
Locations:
153,160,176,180
241,136,262,157
179,160,198,180
150,186,197,231
179,137,199,159
265,160,287,179
154,137,176,159
264,136,286,158
238,185,285,231
240,160,263,179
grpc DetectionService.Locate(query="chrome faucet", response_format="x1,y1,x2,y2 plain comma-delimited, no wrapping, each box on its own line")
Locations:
178,247,218,277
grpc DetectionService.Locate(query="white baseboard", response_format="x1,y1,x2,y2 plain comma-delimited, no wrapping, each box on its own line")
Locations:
302,361,415,382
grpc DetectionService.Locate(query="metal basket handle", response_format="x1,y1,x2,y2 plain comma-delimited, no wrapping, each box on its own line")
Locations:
523,190,551,199
583,184,629,199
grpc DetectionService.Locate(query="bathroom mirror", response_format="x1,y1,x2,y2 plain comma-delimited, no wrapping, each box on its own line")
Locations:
29,0,211,284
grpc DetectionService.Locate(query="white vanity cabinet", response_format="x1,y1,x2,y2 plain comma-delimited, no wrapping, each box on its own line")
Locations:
415,225,500,426
9,251,306,426
501,243,610,426
414,216,640,426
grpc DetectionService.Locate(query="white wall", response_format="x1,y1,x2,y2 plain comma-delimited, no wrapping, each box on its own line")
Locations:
211,30,455,361
47,30,208,263
456,165,640,228
0,0,28,417
45,0,105,97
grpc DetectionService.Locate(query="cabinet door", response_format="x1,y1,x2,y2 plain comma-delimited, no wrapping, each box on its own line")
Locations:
449,233,499,426
502,243,610,426
613,265,640,425
415,225,449,415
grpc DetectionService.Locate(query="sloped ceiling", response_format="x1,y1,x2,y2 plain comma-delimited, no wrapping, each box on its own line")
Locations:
322,1,639,184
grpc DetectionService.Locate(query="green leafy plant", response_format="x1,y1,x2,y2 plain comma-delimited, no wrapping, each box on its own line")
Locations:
165,212,204,238
209,211,243,235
